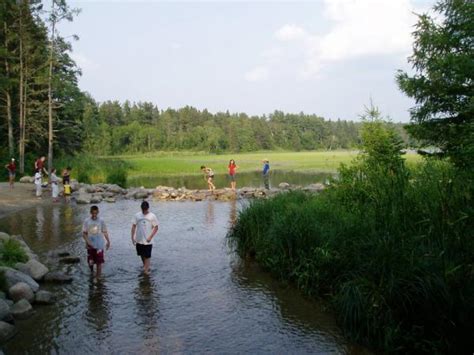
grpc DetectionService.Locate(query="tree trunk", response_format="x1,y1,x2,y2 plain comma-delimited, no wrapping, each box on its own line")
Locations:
47,0,56,174
18,5,25,174
3,21,14,158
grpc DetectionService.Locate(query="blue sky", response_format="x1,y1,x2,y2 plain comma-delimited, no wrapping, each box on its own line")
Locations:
60,0,435,122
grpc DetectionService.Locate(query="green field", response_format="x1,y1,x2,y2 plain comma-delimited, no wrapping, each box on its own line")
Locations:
113,150,420,178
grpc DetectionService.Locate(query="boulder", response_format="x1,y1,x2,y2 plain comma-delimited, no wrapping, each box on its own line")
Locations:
0,292,5,300
106,184,123,194
278,182,290,189
0,267,39,292
11,299,33,320
22,259,49,281
43,271,73,284
19,176,34,183
85,185,96,194
101,191,115,198
104,197,116,203
76,194,92,204
0,321,16,343
0,232,10,243
34,290,55,305
59,256,80,264
8,282,34,303
0,299,12,322
191,193,207,201
90,194,103,203
134,190,149,199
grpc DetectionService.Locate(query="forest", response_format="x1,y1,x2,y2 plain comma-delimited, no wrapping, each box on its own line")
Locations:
0,0,413,176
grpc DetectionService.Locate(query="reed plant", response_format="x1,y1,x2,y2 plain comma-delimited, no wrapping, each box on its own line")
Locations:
0,239,28,268
228,120,474,353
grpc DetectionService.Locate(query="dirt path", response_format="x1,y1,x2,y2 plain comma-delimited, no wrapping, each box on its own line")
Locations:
0,182,53,220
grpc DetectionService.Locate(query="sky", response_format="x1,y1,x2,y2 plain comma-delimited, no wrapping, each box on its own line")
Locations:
59,0,436,122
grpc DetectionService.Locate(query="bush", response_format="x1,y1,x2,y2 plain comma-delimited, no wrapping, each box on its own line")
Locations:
0,239,28,268
228,119,474,353
106,166,127,187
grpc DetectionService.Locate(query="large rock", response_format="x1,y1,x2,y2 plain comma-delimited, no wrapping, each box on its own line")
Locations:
104,197,116,203
0,321,16,343
90,194,103,203
76,194,92,204
8,282,34,303
19,176,34,183
134,189,149,199
59,256,80,264
43,271,73,284
35,290,55,305
19,259,49,281
278,182,290,189
106,184,124,194
0,300,12,322
0,232,10,243
0,267,39,292
11,299,33,320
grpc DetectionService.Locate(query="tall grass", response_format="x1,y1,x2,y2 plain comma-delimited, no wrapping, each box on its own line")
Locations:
0,239,28,268
227,121,474,353
55,155,129,187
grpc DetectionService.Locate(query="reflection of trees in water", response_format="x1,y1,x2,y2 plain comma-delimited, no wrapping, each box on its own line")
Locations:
35,206,45,240
134,275,160,349
205,201,214,226
86,279,111,333
228,199,238,227
229,258,345,347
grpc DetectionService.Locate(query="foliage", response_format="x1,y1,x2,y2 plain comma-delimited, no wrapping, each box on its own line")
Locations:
397,0,474,169
0,239,28,268
228,119,474,353
105,161,128,187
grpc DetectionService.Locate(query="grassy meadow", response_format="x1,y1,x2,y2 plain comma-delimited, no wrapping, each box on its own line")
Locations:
113,150,421,178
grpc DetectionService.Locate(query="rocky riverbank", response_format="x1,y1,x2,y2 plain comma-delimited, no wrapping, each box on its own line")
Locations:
0,232,75,344
18,177,326,204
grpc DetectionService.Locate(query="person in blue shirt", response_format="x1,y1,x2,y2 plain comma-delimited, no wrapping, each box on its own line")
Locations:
262,159,270,189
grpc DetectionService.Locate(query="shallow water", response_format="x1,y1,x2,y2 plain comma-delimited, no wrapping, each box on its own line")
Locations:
128,170,333,189
0,200,348,353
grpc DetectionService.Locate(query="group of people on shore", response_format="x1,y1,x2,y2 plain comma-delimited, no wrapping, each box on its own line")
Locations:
5,156,271,197
200,158,270,191
4,155,71,201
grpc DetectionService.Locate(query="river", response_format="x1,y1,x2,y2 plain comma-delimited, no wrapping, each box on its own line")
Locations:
0,200,349,353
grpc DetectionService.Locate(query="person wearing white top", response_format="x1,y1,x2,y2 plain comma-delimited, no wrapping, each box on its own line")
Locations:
50,168,60,202
131,200,159,275
34,169,42,198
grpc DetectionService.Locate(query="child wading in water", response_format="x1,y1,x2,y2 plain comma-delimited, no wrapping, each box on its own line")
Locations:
82,205,111,278
201,165,216,191
50,168,60,202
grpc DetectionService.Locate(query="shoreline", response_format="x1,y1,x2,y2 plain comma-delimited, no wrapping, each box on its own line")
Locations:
0,183,54,220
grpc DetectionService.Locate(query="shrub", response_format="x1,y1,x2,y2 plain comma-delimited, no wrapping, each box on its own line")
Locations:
106,166,127,187
0,239,28,267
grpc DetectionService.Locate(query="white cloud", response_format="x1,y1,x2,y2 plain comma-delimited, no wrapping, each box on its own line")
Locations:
275,24,307,41
171,42,182,50
244,66,269,82
271,0,421,78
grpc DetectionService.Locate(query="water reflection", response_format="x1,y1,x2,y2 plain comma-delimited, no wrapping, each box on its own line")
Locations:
134,274,160,349
86,279,111,333
228,199,238,227
205,201,215,225
35,205,45,240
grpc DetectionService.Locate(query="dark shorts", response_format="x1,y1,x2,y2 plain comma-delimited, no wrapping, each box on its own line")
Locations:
8,172,15,178
229,174,235,181
136,243,153,258
87,245,104,265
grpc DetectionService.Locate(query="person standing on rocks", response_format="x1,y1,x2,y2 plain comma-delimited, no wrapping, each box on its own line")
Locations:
82,205,110,278
228,159,239,191
131,201,159,275
201,165,216,191
5,158,16,190
34,156,48,176
262,159,270,190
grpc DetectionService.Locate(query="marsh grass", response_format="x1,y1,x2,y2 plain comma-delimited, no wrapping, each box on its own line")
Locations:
227,122,474,353
0,239,28,268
